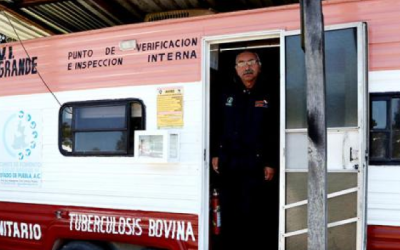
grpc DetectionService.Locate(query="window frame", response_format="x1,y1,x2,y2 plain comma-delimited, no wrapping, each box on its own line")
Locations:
58,98,145,157
370,93,400,165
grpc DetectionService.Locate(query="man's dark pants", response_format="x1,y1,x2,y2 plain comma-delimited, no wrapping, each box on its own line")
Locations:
218,155,278,249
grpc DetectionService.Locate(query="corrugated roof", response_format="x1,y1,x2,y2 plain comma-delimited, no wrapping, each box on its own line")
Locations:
0,0,299,42
0,8,52,42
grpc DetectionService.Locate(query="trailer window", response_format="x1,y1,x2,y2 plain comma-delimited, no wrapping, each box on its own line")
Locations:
370,94,400,164
59,99,145,156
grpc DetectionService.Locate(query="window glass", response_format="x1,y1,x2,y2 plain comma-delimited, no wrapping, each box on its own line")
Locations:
61,107,73,152
393,131,400,159
372,100,387,129
75,131,127,153
131,102,142,117
393,98,400,159
286,28,358,128
75,105,126,130
59,99,144,156
131,103,143,131
285,35,306,128
370,95,400,164
370,132,389,159
392,98,400,129
138,135,164,158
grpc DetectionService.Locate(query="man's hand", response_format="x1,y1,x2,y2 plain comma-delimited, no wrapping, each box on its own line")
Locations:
212,157,219,174
264,167,275,181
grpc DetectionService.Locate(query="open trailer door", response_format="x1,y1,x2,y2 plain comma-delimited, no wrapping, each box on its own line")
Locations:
203,30,282,250
279,22,368,250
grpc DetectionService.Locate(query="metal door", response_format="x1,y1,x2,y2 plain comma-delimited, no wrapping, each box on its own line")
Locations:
279,23,368,250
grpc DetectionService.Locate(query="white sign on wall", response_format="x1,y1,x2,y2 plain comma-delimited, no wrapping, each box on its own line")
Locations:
0,110,42,187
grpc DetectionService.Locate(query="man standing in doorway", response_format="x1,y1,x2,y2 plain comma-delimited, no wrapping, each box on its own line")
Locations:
212,51,279,249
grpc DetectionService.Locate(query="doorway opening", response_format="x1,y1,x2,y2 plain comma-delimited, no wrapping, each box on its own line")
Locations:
208,38,280,249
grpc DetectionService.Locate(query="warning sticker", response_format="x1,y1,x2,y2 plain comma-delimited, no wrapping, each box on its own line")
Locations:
157,87,183,128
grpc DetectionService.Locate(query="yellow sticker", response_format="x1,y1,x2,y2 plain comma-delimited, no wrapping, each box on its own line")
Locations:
157,87,183,128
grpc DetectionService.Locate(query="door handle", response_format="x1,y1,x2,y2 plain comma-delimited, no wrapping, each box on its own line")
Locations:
350,147,359,162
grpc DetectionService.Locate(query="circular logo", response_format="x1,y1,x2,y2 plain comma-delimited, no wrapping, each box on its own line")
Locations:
2,111,39,161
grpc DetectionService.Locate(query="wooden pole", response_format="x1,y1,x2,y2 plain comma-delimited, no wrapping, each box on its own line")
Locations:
301,0,327,250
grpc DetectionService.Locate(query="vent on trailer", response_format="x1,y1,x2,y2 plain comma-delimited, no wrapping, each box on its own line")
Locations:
144,9,216,22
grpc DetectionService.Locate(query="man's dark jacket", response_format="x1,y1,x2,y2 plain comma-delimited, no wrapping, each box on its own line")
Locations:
212,78,279,177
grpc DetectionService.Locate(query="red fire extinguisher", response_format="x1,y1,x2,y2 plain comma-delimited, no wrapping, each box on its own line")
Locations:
211,188,221,235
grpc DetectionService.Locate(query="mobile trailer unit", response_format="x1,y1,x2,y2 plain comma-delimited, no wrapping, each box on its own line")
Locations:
0,0,400,249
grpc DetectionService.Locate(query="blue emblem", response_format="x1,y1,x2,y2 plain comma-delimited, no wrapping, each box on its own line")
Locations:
2,110,39,161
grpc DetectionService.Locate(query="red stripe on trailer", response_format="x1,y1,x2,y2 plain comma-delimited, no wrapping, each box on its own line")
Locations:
368,225,400,250
0,201,198,250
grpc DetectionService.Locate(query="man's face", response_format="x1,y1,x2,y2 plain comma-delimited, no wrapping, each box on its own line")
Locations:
235,52,261,89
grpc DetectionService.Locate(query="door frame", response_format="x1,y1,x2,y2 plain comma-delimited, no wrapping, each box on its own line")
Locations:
201,29,283,250
201,21,368,250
